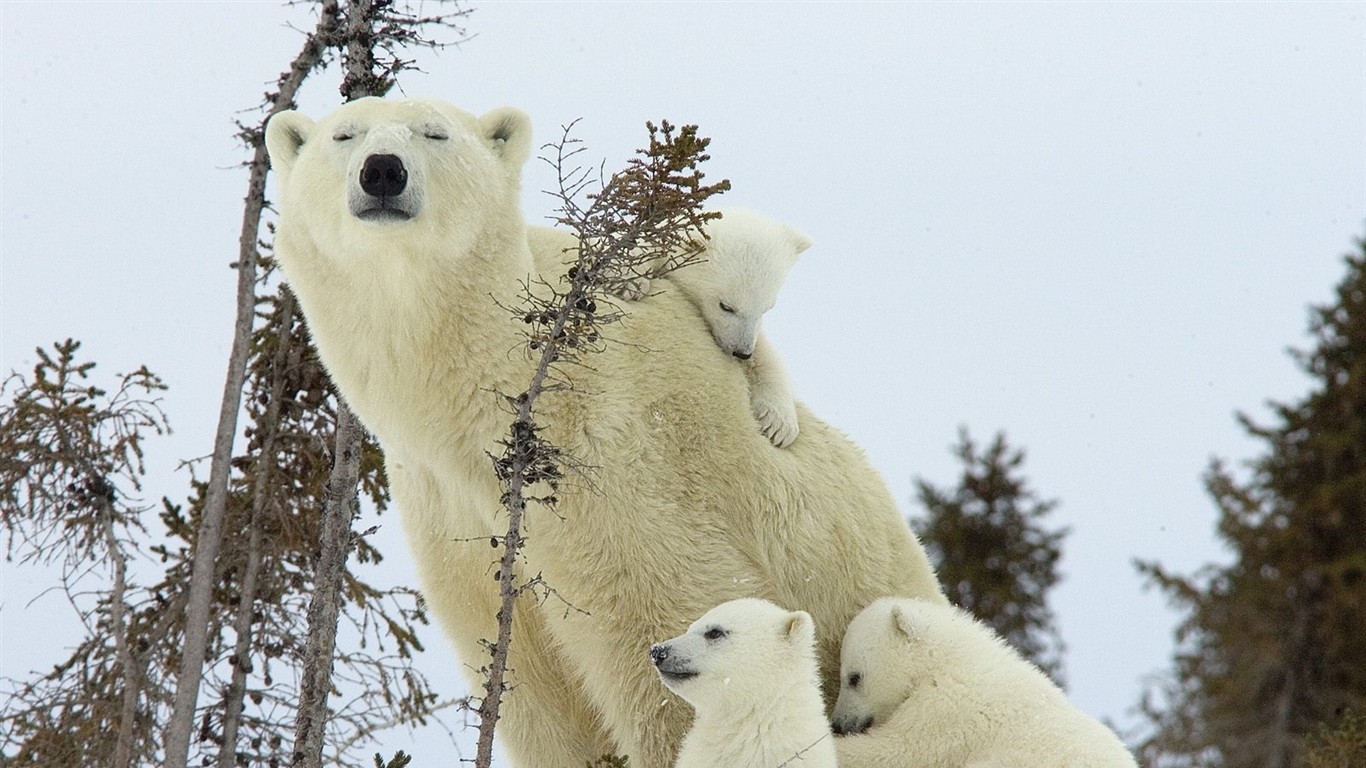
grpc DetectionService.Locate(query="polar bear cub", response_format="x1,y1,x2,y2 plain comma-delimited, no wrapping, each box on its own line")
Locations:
650,598,835,768
628,210,811,448
832,597,1138,767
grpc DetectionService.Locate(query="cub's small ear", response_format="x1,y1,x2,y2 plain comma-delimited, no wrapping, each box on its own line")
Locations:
265,110,315,182
784,610,814,645
479,107,533,169
890,604,920,643
785,225,814,258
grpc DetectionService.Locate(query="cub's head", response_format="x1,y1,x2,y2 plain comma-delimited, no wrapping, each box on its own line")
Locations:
831,597,936,736
265,97,532,257
673,209,811,359
649,598,816,712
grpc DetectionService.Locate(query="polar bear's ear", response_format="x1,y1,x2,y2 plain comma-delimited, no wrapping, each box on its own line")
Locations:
265,110,315,182
479,107,533,169
890,605,919,643
784,225,814,258
783,610,814,645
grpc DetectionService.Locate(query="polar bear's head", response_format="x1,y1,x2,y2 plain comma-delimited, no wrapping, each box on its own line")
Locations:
830,597,941,735
265,97,532,259
649,598,817,711
671,210,812,359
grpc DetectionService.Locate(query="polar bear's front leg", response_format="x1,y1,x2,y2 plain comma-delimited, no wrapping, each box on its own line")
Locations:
744,330,799,448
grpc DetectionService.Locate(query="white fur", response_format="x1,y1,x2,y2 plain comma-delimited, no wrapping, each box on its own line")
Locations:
653,599,835,768
832,598,1138,767
266,97,944,768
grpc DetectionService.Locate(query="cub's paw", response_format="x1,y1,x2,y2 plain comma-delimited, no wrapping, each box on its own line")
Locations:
753,393,799,449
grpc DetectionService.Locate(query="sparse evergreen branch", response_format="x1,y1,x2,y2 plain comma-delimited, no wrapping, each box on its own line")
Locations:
1,339,167,573
474,120,729,768
1299,709,1366,768
374,750,414,768
0,340,172,767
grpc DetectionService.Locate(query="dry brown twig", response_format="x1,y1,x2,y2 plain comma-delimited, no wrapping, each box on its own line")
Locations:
471,120,730,767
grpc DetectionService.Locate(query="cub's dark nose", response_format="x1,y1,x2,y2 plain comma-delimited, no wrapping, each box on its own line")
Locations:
732,350,752,360
360,154,407,197
649,644,669,666
831,716,873,736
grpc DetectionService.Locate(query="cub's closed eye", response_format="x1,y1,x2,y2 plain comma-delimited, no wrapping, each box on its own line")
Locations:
718,302,735,314
848,672,862,688
333,132,354,142
424,130,449,141
703,627,727,641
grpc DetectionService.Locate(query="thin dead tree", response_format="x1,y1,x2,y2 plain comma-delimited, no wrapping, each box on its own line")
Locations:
163,4,343,765
290,2,471,767
473,121,730,767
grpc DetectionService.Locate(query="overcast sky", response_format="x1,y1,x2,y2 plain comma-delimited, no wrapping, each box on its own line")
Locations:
3,1,1364,763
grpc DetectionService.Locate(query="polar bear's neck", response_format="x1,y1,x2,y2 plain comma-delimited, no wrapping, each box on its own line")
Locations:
681,671,833,768
280,218,536,468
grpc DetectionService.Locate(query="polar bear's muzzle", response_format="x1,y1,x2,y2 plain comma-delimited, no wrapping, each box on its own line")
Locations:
649,642,698,684
351,153,420,222
831,714,874,735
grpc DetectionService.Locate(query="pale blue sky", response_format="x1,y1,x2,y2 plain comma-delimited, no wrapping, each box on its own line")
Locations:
2,1,1363,763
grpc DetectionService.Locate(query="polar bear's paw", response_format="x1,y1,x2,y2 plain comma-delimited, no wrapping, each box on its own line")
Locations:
752,390,799,449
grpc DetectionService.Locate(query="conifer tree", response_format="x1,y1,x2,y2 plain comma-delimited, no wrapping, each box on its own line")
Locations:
1136,238,1366,768
911,428,1069,684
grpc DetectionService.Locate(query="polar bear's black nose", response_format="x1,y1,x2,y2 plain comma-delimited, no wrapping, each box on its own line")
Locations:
360,154,408,197
831,716,873,736
732,350,752,360
649,644,669,666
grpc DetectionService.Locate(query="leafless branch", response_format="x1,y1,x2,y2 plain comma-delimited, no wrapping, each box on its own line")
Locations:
472,119,729,767
164,2,345,764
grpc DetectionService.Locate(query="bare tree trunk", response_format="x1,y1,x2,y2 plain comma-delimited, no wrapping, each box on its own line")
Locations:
1266,572,1318,768
287,4,382,765
104,498,139,768
217,294,302,768
216,511,263,768
1267,609,1306,768
163,6,341,767
289,401,363,768
340,0,382,101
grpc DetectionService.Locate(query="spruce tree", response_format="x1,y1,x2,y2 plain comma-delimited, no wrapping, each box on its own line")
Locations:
1136,239,1366,768
911,428,1069,684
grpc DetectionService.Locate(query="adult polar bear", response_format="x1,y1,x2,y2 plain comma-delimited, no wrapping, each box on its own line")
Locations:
265,96,943,767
